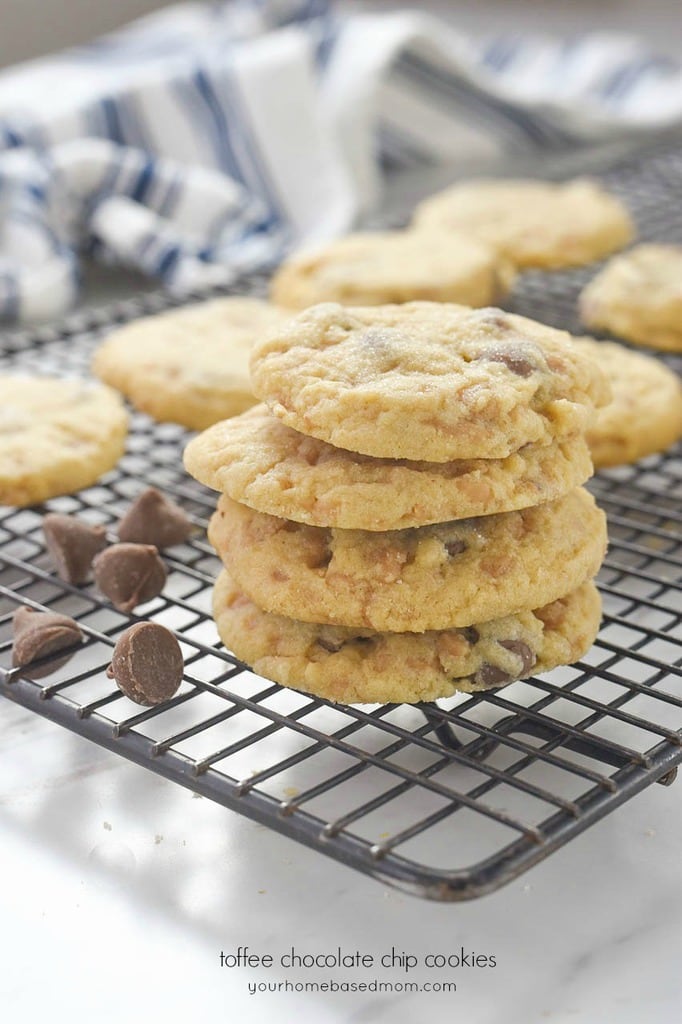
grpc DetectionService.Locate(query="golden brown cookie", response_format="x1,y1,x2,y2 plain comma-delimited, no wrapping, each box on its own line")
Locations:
213,571,602,704
249,302,610,462
412,178,634,269
579,245,682,352
0,376,128,507
92,297,288,430
184,404,593,530
270,230,515,309
208,488,606,633
572,336,682,468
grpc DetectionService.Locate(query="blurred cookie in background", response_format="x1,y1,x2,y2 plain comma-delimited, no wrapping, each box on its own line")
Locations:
412,178,634,269
271,230,515,310
92,297,288,430
579,244,682,352
572,335,682,468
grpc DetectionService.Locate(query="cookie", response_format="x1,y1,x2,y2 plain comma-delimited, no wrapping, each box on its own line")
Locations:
0,376,128,507
208,488,606,633
572,336,682,468
92,297,288,430
270,230,515,310
213,571,601,704
411,178,634,269
249,302,610,462
184,404,593,531
579,245,682,352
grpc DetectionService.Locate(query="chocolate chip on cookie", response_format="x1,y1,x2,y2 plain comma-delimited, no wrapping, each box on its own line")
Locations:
249,302,610,462
211,570,601,704
474,639,536,688
479,343,541,378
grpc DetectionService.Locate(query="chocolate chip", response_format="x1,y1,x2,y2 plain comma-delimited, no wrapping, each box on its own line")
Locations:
445,539,466,557
480,343,539,377
461,626,480,645
106,622,183,706
93,543,167,613
499,639,536,675
474,639,537,689
117,488,193,548
43,513,108,584
317,635,344,653
475,663,514,688
12,606,82,671
476,309,510,329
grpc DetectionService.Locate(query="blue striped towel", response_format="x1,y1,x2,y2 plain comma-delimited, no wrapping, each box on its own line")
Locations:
0,0,680,323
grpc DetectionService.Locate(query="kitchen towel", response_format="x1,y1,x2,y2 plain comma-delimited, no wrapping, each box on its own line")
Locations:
0,0,680,323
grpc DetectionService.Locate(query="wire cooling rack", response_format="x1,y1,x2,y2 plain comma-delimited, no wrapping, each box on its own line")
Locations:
1,143,681,902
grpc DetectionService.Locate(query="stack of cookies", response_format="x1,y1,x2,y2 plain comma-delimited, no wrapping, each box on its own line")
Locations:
184,301,610,705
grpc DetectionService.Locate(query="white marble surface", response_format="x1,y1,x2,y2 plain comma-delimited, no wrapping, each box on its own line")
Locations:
1,691,680,1023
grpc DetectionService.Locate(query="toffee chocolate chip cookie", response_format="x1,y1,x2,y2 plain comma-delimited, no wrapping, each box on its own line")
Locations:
92,297,288,430
579,245,682,352
213,571,602,704
184,404,593,530
572,336,682,468
270,230,515,310
411,178,634,269
0,376,128,507
208,488,606,632
249,303,610,462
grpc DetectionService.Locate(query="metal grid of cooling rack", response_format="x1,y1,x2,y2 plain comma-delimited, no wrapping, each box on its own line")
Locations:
1,144,682,902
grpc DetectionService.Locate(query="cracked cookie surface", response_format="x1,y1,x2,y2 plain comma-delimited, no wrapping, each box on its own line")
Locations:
213,571,602,704
270,230,515,309
249,302,610,462
184,404,594,530
0,376,128,507
93,297,288,430
208,488,606,632
412,178,634,269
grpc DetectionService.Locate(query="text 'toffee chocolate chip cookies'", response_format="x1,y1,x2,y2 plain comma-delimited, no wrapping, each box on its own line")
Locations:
185,301,609,705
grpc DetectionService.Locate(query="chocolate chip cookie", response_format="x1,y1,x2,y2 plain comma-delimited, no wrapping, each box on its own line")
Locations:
212,571,602,704
184,404,593,530
93,297,288,430
208,488,606,632
572,336,682,467
270,230,515,309
249,302,610,462
412,178,634,269
0,376,128,507
579,244,682,352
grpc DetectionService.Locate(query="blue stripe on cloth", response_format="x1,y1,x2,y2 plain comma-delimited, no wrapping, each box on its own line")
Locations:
480,37,525,73
598,55,682,101
176,70,242,180
0,272,19,322
395,51,573,147
100,98,126,145
155,172,183,218
376,123,436,169
157,243,182,277
131,156,154,202
210,65,284,220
